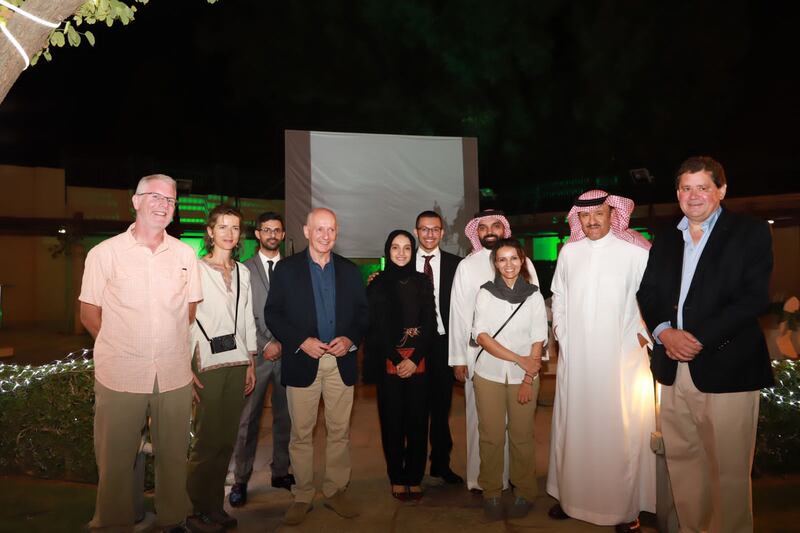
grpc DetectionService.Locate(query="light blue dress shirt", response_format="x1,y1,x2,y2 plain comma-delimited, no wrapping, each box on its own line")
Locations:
653,206,723,342
308,251,336,344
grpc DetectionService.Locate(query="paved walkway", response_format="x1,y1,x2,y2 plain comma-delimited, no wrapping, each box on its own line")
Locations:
2,328,797,532
223,377,657,533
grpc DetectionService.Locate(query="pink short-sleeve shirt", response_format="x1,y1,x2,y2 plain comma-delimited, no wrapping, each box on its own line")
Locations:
79,224,203,393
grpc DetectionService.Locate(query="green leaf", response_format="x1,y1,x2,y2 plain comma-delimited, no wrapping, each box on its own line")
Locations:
74,15,82,26
43,49,52,61
31,51,40,66
85,30,95,47
67,25,81,47
52,31,65,48
106,17,113,27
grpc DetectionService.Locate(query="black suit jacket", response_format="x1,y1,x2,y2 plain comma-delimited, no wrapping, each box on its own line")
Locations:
265,248,369,388
637,208,774,393
421,249,462,332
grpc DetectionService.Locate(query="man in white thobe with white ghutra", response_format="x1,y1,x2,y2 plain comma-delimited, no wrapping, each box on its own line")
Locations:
546,190,656,533
449,209,539,491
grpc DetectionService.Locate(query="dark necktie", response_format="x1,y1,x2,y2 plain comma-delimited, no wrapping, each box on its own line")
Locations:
267,260,274,280
423,255,434,287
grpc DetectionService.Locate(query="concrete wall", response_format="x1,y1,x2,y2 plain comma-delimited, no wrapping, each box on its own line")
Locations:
0,165,66,218
0,236,70,330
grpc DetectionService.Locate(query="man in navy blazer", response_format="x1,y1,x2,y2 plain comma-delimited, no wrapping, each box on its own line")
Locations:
265,207,368,526
637,156,773,533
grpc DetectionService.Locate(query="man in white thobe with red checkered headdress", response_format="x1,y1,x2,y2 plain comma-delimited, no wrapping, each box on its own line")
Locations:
449,209,539,491
546,190,656,532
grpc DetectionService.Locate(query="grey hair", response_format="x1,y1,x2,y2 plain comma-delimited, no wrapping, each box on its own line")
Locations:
135,174,177,194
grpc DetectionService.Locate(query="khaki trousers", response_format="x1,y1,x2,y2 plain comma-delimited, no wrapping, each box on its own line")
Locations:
187,365,247,514
286,354,354,502
91,379,192,531
661,363,760,533
472,373,539,500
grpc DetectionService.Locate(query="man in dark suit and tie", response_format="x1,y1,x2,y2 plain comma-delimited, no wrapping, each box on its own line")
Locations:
637,156,774,533
265,207,369,526
413,210,464,484
229,212,294,508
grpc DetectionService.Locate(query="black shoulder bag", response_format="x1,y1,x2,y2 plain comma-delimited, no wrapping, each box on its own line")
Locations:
196,263,240,354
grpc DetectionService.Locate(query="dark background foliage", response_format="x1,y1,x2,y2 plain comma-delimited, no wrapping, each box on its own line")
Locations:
0,0,797,212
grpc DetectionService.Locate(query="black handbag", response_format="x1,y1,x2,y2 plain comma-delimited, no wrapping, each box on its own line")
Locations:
196,263,240,354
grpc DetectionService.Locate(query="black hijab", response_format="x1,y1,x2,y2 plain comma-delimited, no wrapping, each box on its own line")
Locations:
378,229,430,329
380,229,417,283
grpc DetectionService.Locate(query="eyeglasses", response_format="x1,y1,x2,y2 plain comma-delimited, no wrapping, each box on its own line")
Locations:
136,192,176,207
257,227,283,235
417,226,442,235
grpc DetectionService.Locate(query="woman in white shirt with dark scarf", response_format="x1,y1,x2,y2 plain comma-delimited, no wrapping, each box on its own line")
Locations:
471,238,547,522
187,205,257,532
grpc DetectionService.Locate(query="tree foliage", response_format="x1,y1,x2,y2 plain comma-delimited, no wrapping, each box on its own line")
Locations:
0,0,219,103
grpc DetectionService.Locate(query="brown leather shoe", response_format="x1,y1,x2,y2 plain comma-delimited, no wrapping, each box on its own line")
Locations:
185,513,224,533
283,502,312,526
324,490,360,518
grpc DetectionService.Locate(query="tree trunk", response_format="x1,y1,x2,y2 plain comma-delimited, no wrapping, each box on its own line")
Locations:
0,0,86,104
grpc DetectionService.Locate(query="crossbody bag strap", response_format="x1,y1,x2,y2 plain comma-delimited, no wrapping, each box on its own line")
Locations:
196,263,241,340
475,298,526,363
233,263,240,332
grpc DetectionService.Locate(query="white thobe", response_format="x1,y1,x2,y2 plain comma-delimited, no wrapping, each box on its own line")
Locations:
448,247,539,490
546,232,656,525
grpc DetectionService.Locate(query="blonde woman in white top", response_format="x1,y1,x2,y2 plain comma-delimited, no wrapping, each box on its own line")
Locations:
187,205,257,532
471,237,548,522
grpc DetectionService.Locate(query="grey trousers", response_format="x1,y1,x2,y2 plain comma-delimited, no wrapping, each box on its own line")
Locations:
232,357,291,483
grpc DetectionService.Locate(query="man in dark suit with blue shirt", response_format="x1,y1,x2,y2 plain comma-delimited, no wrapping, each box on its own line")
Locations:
637,156,774,533
265,207,368,526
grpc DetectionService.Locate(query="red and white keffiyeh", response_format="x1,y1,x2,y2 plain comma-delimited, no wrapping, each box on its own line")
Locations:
464,209,512,254
566,190,651,250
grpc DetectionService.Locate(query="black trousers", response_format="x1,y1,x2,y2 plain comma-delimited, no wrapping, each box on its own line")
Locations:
377,372,429,486
427,333,455,471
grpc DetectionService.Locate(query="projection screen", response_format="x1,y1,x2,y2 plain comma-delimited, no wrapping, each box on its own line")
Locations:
285,130,479,258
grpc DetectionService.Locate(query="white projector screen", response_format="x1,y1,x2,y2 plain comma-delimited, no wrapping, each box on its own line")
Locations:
285,130,479,258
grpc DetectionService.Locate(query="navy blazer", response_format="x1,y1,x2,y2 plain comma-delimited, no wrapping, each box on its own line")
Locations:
637,208,774,393
265,248,368,388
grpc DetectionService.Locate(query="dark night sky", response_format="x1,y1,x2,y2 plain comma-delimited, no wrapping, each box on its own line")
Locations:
0,0,797,213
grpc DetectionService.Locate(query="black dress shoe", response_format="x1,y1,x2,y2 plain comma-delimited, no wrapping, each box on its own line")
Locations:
271,473,296,490
548,503,569,520
228,483,247,508
615,518,641,533
430,467,464,484
391,486,409,501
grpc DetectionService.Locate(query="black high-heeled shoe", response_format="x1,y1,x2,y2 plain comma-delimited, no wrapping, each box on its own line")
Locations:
391,485,409,501
407,485,424,501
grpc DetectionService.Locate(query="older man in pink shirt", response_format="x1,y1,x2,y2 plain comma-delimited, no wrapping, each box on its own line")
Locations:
79,174,202,532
